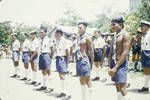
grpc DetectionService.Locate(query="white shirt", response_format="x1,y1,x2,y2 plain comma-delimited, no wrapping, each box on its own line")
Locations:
141,32,150,50
22,39,30,52
31,38,40,52
40,36,52,53
12,39,20,51
56,36,68,56
93,36,105,49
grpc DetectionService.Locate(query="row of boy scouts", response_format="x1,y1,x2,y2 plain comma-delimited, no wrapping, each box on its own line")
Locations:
10,17,150,100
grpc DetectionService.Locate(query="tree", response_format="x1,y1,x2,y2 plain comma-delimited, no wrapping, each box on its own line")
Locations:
91,14,111,32
125,0,150,34
0,21,13,45
56,7,82,26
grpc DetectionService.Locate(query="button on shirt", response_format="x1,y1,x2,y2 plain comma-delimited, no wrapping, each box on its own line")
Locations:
141,32,150,51
22,39,30,52
93,37,105,49
31,38,40,52
56,37,68,56
40,36,52,53
12,39,20,51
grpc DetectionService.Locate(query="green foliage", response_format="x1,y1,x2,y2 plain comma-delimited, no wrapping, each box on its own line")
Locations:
14,23,38,43
0,21,12,45
125,0,150,34
57,7,82,26
91,14,111,32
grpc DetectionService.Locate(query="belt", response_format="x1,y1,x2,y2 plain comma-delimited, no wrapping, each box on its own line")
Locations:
56,56,66,58
13,51,19,52
95,48,102,50
23,51,29,53
41,53,49,54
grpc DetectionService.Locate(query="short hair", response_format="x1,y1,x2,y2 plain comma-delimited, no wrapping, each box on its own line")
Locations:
111,16,124,24
40,26,47,33
140,20,150,27
55,29,63,35
24,32,29,37
30,31,37,35
78,22,88,27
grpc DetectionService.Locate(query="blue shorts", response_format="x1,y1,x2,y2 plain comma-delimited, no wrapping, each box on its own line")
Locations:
110,59,128,84
94,48,103,62
56,56,67,73
12,51,20,62
76,54,91,77
141,50,150,68
106,46,110,58
22,52,30,64
39,53,51,70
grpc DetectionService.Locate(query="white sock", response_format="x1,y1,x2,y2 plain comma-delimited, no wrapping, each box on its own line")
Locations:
88,87,92,100
96,67,100,77
122,95,130,100
61,79,65,93
25,69,29,78
33,71,37,82
127,73,130,83
144,75,150,88
81,85,87,100
15,67,20,75
48,76,53,88
117,92,122,100
43,75,48,87
15,67,17,75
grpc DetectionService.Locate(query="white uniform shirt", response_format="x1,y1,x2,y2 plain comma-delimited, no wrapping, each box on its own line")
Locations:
141,32,150,51
12,39,20,51
31,38,40,52
40,36,52,53
56,36,68,56
93,37,105,49
22,39,30,52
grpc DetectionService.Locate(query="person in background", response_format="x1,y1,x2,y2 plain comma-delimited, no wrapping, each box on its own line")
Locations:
11,33,21,78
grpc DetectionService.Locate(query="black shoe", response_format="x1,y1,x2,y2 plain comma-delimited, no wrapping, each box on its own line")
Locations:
57,93,66,98
31,81,37,85
20,77,27,81
36,86,47,91
33,82,41,87
65,95,71,100
45,88,54,93
138,87,149,92
10,74,17,78
126,83,130,88
92,77,100,81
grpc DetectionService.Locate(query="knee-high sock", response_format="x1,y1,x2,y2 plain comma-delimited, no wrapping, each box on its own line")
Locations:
122,95,130,100
117,92,122,100
96,67,100,77
88,87,92,100
144,75,150,88
43,75,48,87
25,69,29,78
61,79,66,93
15,67,17,75
15,67,20,75
48,76,53,88
81,85,87,100
33,71,37,82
